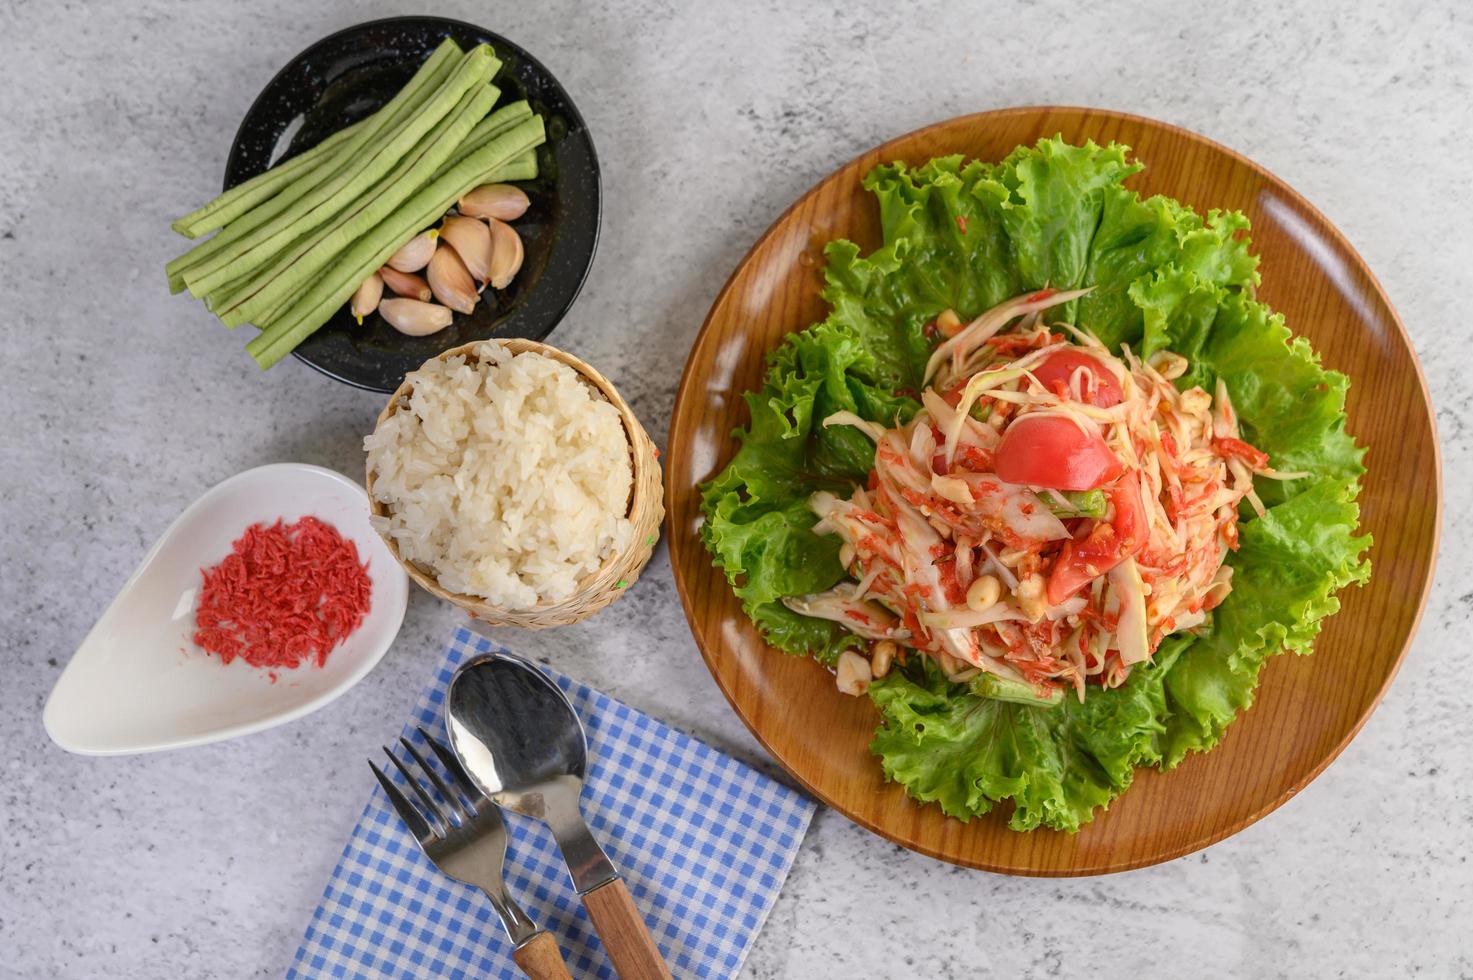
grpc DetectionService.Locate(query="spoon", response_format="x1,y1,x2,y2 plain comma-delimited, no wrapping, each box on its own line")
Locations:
448,652,672,980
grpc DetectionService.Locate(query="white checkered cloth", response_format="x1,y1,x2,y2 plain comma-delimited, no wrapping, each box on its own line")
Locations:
289,626,815,979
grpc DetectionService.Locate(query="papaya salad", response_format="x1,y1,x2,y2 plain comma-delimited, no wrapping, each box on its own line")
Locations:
699,138,1369,832
786,288,1301,704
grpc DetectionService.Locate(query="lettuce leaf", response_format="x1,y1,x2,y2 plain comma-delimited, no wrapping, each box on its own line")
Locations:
700,136,1370,830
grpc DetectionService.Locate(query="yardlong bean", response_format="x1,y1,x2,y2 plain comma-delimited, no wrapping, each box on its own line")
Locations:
165,39,463,291
181,46,499,298
246,116,544,368
214,82,503,326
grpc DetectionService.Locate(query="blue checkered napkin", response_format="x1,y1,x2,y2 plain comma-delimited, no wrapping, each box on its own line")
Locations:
289,626,815,979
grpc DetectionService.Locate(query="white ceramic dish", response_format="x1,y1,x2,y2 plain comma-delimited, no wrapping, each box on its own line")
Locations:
43,463,409,755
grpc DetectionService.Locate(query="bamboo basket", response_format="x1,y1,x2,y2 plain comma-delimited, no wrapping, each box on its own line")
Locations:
366,339,664,629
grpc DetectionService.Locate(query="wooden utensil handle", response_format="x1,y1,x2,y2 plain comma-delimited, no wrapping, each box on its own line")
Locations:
513,930,573,980
580,878,672,979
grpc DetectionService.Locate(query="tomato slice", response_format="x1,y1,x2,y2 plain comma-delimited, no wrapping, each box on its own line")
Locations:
1046,521,1119,605
1045,470,1149,604
1031,349,1123,407
994,415,1123,491
1108,470,1149,557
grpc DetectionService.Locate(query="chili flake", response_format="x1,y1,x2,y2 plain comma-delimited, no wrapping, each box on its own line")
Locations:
192,516,372,671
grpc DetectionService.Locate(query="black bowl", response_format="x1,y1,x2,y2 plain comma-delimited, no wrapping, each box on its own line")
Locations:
224,16,601,392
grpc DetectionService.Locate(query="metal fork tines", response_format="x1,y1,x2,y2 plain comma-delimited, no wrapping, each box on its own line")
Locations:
370,727,541,947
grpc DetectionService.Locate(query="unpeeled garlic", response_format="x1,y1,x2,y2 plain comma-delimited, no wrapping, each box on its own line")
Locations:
378,298,452,336
379,266,432,302
350,272,383,324
439,216,493,285
386,231,437,273
485,217,524,290
458,183,530,221
427,243,477,314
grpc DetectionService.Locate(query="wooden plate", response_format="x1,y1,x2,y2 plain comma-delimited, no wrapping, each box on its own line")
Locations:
666,107,1441,876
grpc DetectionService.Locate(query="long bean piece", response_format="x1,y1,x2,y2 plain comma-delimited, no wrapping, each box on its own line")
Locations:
210,98,531,320
166,42,462,292
215,80,502,327
164,39,462,292
247,116,545,368
210,99,533,320
431,100,534,179
491,149,539,183
181,46,497,298
170,117,366,239
239,151,540,330
166,49,460,296
215,94,529,325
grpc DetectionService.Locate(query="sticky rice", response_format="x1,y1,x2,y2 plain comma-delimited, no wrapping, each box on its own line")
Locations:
366,342,634,609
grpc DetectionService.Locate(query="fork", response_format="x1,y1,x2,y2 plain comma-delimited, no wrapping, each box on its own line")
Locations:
371,728,573,980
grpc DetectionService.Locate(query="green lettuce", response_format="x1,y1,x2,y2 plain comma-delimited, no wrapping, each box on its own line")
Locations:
699,137,1370,831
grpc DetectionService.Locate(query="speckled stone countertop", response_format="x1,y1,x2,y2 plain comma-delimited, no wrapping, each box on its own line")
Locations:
3,1,1469,977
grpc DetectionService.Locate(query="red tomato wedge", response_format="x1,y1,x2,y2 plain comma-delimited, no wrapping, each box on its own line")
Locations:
1107,470,1149,556
1045,471,1149,604
1030,349,1123,407
1046,521,1120,605
994,415,1123,491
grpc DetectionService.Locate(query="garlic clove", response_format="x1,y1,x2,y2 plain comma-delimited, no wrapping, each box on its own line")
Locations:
378,298,453,337
458,183,530,221
427,243,478,315
350,272,383,325
386,231,437,273
485,217,524,290
439,216,493,284
378,266,432,302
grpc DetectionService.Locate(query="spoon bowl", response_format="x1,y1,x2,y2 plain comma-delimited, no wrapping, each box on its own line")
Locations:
43,463,409,755
448,653,609,877
447,652,589,798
